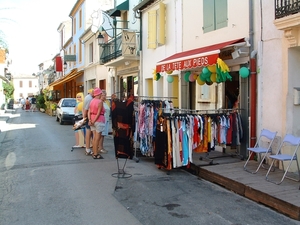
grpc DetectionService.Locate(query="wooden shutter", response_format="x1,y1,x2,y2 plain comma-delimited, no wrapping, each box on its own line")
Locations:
148,10,157,49
158,2,165,45
215,0,228,29
203,0,215,33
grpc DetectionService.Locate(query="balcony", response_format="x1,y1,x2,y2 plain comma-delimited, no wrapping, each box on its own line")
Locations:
100,33,122,64
99,30,140,67
275,0,300,19
274,0,300,47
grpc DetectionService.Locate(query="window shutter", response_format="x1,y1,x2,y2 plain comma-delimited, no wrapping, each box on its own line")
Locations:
215,0,228,29
158,2,165,45
148,10,157,49
203,0,215,33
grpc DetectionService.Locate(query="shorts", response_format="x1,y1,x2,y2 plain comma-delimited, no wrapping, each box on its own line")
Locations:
91,122,105,133
102,121,109,136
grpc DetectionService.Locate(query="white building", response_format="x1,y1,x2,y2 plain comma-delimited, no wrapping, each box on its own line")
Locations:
13,74,39,100
134,0,251,155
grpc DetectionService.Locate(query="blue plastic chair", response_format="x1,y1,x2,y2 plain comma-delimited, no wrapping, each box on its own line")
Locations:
265,134,300,185
244,129,277,174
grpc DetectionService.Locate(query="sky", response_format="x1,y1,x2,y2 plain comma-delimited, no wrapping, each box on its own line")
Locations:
0,0,77,75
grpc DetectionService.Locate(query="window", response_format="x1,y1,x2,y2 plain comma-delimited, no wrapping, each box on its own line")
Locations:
29,80,32,88
79,43,82,63
89,42,93,63
73,44,76,67
148,2,165,49
68,47,71,68
73,17,76,35
203,0,228,33
99,79,106,90
198,84,213,102
79,9,82,28
19,81,23,88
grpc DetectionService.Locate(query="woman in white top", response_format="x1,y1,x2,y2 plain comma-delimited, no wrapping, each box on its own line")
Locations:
98,90,110,153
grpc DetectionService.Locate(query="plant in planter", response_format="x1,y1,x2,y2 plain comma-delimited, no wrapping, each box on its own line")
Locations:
37,93,46,111
44,101,51,115
50,102,57,116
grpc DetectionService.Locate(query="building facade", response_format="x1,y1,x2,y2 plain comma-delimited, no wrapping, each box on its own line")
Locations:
134,0,251,156
12,74,39,100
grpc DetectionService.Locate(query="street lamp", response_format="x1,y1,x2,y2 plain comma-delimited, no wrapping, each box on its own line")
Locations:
97,33,105,46
63,61,67,70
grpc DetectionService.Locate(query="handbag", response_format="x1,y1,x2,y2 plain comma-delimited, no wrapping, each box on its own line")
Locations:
74,114,83,121
73,114,83,124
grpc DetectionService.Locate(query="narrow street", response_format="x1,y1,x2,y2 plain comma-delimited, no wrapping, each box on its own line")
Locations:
0,108,299,225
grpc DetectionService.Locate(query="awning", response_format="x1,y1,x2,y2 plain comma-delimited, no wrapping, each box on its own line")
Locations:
156,38,245,73
48,69,84,90
109,0,129,17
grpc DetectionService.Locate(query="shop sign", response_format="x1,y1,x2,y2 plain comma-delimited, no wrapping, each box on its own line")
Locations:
156,54,219,73
64,55,76,62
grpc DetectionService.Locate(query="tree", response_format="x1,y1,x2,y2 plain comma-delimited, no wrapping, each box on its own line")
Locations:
2,81,14,101
0,8,13,52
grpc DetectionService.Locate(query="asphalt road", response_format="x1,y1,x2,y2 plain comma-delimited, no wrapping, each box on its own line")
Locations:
0,108,299,225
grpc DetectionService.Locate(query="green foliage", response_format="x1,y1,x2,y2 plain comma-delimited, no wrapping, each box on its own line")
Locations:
37,93,45,109
2,81,14,102
50,102,57,110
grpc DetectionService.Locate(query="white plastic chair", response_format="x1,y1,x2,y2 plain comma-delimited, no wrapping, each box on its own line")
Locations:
265,134,300,185
244,129,277,174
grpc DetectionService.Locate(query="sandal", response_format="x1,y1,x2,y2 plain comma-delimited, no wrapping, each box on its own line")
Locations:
85,149,92,155
92,154,103,159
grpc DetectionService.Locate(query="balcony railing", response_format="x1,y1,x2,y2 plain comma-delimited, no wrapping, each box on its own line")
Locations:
100,33,122,64
275,0,300,19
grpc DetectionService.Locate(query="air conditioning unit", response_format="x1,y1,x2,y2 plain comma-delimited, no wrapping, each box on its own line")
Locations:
231,50,240,59
237,47,250,56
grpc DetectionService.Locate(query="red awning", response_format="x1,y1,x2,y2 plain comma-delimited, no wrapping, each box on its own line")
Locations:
156,38,245,73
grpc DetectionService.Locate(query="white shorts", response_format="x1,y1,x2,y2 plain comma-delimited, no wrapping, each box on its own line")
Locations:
91,122,105,133
102,121,109,136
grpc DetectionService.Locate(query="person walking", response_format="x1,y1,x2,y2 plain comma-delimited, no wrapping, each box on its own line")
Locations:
99,90,110,154
25,97,30,112
83,88,94,155
88,88,105,159
20,97,25,110
30,95,37,112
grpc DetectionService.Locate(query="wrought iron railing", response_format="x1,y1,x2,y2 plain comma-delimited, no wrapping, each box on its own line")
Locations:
100,33,123,64
275,0,300,19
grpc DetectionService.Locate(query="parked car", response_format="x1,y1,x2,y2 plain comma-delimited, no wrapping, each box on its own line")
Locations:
56,98,76,125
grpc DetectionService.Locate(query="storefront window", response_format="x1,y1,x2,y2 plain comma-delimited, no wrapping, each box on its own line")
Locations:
199,84,211,102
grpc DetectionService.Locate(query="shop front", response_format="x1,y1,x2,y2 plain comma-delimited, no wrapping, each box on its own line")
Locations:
154,38,251,157
48,69,84,101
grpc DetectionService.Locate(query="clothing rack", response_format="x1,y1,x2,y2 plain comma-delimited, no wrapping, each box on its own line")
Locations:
134,97,179,174
172,108,244,114
138,96,177,99
200,109,244,165
162,108,244,166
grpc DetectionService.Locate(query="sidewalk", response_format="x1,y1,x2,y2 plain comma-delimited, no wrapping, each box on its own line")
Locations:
0,108,17,144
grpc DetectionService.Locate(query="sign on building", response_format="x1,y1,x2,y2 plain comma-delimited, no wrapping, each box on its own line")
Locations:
64,55,76,62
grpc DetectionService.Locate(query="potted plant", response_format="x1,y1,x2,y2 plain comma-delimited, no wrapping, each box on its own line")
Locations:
50,102,57,116
37,93,46,112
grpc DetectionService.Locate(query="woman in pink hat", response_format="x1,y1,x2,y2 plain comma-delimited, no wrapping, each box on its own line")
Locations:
88,87,105,159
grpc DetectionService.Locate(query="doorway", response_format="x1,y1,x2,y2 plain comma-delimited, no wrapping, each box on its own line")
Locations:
225,72,239,109
120,75,138,100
